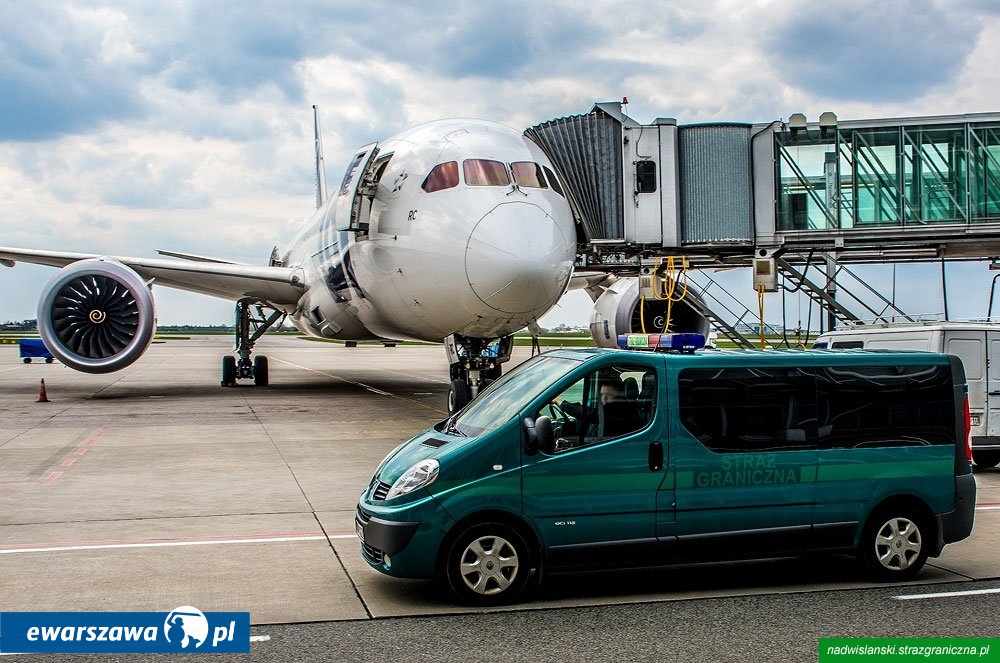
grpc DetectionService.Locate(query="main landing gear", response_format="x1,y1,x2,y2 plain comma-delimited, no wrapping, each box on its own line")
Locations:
444,334,513,413
221,298,286,387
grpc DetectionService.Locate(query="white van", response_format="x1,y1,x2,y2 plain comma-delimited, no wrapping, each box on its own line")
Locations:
814,322,1000,468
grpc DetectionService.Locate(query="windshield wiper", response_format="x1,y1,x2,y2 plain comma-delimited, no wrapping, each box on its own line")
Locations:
443,416,466,436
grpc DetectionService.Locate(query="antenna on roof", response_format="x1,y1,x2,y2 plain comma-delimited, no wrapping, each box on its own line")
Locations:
313,105,328,210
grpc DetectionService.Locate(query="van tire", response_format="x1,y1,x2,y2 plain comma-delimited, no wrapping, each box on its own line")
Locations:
859,507,929,582
973,451,1000,469
445,522,531,605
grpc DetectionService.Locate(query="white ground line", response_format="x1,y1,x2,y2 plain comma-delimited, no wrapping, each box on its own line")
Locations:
0,535,329,554
894,587,1000,601
976,505,1000,511
250,635,271,643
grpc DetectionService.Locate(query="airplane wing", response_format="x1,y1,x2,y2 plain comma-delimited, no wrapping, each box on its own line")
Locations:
0,246,306,306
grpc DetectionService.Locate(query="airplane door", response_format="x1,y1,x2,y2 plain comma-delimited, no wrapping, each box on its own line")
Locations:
334,143,379,233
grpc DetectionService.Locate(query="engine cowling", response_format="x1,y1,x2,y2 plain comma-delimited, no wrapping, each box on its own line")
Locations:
589,277,710,348
38,258,156,373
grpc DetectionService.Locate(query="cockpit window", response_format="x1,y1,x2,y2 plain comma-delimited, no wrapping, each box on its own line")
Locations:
421,161,459,193
543,165,565,197
511,162,548,188
463,159,510,186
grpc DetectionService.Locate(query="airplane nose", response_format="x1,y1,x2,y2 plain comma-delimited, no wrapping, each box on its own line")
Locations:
465,201,574,315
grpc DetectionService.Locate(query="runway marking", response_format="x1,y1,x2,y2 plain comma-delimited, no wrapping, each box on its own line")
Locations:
41,471,62,485
0,367,19,373
978,505,1000,511
270,357,447,414
894,587,1000,601
61,458,75,467
0,529,360,555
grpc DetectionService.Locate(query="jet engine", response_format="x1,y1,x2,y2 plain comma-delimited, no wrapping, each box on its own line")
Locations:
589,277,710,348
37,258,156,373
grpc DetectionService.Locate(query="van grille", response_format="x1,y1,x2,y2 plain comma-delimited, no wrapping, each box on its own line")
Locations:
356,506,384,565
371,480,391,501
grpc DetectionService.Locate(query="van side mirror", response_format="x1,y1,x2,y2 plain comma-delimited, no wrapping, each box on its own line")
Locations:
523,417,538,456
535,415,555,455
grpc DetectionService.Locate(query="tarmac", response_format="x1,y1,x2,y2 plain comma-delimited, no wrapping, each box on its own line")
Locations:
1,335,997,624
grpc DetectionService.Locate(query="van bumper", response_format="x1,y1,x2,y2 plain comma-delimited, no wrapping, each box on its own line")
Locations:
971,435,1000,451
356,505,444,578
931,473,977,556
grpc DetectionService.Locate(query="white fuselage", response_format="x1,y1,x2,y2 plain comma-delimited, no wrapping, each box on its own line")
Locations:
281,119,577,343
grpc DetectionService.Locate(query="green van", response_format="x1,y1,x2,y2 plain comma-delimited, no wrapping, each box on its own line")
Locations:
356,334,977,604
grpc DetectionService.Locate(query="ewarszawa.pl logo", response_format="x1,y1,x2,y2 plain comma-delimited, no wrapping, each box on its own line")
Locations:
0,606,250,654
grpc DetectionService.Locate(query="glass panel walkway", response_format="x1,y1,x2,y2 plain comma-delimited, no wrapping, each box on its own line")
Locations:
776,121,1000,231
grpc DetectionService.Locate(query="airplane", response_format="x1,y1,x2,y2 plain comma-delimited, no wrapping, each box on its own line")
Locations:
0,110,709,412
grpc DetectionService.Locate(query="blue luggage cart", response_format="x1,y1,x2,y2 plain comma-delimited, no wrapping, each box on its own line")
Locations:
19,339,55,364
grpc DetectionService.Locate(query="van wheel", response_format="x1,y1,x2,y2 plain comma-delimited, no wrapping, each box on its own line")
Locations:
445,522,530,605
859,507,928,581
973,451,1000,469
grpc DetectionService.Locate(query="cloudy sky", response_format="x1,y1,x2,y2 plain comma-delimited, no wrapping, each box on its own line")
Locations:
3,0,1000,329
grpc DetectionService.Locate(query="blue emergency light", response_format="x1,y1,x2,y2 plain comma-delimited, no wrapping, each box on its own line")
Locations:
616,333,706,353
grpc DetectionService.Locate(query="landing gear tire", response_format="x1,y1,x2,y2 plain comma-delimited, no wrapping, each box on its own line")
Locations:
221,355,237,387
973,451,1000,469
859,507,928,582
253,355,269,387
445,522,532,605
448,379,470,413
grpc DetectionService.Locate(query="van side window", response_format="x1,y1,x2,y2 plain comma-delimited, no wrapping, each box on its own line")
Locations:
542,365,655,453
678,367,818,452
817,365,955,448
679,364,956,452
831,341,864,349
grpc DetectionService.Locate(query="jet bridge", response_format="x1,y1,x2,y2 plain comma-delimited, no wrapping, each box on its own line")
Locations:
527,104,1000,333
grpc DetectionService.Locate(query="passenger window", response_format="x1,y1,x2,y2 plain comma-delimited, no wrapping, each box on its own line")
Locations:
511,162,547,188
816,365,955,448
831,341,864,349
678,367,818,452
540,365,655,453
421,162,459,193
463,159,510,186
543,166,565,197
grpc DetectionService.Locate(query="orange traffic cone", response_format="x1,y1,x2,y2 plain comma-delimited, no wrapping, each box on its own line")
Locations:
37,378,49,403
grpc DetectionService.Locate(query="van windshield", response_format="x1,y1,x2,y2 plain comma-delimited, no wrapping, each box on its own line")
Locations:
452,356,581,437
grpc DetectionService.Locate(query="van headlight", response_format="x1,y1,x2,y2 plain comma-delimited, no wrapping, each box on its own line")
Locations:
385,459,440,500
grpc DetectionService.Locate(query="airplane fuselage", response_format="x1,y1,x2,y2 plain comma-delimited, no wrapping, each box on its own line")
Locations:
282,119,578,344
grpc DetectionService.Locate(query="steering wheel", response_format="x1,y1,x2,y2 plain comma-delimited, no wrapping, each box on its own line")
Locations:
546,401,570,423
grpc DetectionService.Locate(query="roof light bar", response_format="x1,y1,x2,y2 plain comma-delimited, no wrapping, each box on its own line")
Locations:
617,333,706,353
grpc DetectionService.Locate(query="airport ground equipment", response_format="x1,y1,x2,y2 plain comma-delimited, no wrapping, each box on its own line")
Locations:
528,103,1000,334
19,338,54,364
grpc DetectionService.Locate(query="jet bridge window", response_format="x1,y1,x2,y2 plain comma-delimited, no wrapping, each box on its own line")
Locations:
511,162,548,188
463,159,510,186
421,161,459,193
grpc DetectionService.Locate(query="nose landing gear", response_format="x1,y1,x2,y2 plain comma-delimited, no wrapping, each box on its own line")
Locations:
444,334,513,413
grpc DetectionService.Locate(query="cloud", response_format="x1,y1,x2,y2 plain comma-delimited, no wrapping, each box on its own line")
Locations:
0,4,149,140
763,0,979,102
2,0,1000,326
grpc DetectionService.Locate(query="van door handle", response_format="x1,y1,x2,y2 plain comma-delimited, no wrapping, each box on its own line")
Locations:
648,442,663,471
